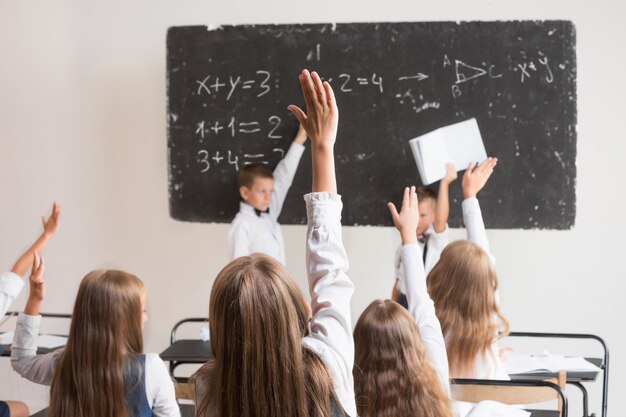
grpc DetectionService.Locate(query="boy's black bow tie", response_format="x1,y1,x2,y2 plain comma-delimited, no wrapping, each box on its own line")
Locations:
254,208,270,217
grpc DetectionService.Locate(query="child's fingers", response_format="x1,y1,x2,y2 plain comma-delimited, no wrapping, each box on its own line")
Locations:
287,104,307,127
38,255,45,280
323,81,336,109
401,187,410,210
52,202,61,219
300,70,317,109
387,202,399,221
32,251,40,271
464,162,475,180
311,71,327,107
298,71,315,113
410,186,417,208
30,253,42,284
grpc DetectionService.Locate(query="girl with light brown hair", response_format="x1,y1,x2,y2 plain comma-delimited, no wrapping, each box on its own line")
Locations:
193,69,356,417
353,186,453,417
427,157,510,379
11,254,180,417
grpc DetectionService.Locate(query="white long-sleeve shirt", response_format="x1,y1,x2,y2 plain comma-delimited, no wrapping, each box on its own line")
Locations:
459,197,508,380
301,192,356,417
11,313,180,417
401,242,451,395
0,271,24,317
227,142,305,265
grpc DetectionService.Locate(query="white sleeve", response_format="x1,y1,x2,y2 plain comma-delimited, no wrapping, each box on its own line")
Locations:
227,217,250,260
269,142,305,221
393,245,405,293
10,313,62,385
402,244,451,397
462,198,495,264
0,271,25,317
301,192,356,417
145,353,181,417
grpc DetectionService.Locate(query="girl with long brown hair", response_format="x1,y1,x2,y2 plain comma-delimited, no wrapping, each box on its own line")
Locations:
193,69,356,417
11,254,180,417
427,157,510,379
353,186,453,417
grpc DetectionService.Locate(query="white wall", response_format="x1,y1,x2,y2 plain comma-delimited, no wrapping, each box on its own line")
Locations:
0,0,623,415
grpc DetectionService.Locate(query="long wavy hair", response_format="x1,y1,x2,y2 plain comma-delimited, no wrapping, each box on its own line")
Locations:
427,240,509,378
48,270,145,417
193,254,336,417
353,300,452,417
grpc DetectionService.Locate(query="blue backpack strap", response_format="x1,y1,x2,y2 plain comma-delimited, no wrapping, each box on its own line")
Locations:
330,395,348,417
123,354,152,417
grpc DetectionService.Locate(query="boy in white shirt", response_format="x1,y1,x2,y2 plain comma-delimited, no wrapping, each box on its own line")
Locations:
227,126,307,265
391,165,456,308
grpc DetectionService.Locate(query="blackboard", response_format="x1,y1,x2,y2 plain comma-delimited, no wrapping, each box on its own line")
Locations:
167,21,576,229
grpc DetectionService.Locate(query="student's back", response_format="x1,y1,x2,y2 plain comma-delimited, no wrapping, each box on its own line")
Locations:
354,187,453,417
427,158,509,380
11,266,180,417
194,70,356,417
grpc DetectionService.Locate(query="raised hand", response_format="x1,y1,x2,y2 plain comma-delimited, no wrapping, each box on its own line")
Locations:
288,69,338,193
387,186,419,245
24,252,45,316
442,162,458,184
462,157,498,199
42,202,61,238
288,69,338,151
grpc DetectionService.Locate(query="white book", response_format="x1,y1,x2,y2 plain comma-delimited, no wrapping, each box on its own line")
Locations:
409,118,487,185
0,332,67,349
504,352,600,375
455,400,531,417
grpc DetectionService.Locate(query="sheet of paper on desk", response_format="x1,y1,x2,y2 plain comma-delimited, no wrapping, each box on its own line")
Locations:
504,352,601,374
455,400,530,417
409,118,487,185
37,334,68,349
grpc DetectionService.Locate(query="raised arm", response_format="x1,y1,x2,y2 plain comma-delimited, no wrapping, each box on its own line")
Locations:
11,202,60,277
462,158,497,257
289,70,355,417
434,163,457,233
11,253,62,385
388,187,450,395
288,70,337,193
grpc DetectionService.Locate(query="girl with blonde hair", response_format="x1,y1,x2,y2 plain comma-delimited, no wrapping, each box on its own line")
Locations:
427,157,510,379
193,69,356,417
353,186,453,417
11,254,180,417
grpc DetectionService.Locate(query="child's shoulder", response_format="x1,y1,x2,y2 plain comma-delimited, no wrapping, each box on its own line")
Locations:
232,203,257,221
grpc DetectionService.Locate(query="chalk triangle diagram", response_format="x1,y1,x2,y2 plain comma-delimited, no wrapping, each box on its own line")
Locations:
455,60,487,84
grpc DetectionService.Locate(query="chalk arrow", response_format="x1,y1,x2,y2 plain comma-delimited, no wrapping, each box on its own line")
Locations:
398,73,429,81
455,60,487,84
